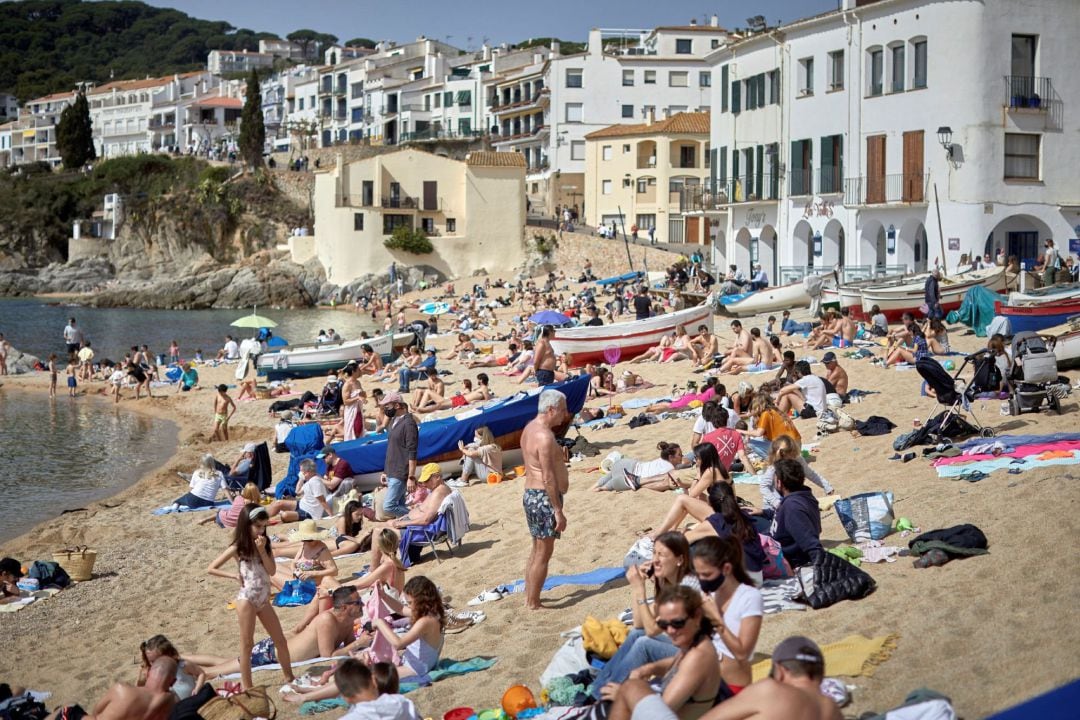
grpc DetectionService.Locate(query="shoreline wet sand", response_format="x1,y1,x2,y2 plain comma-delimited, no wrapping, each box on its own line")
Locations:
0,283,1078,719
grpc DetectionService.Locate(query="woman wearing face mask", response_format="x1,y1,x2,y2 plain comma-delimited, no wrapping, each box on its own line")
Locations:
589,532,699,700
449,425,503,487
691,536,763,696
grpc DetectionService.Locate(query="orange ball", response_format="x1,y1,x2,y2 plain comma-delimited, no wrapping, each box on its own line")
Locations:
501,685,536,718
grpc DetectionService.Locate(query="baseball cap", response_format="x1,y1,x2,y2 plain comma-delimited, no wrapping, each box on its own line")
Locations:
417,462,441,483
325,374,338,383
822,352,837,363
316,446,337,458
771,636,824,667
379,391,403,406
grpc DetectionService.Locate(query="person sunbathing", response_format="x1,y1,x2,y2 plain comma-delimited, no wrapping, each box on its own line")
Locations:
884,322,930,367
274,500,370,558
377,346,421,381
630,332,675,364
187,586,362,677
594,442,685,492
924,318,951,355
718,328,778,375
452,425,503,485
802,310,838,349
137,635,206,700
589,366,617,398
415,374,494,413
646,377,719,414
661,326,698,364
725,320,754,359
51,657,178,720
409,367,445,408
499,341,534,376
467,343,519,368
357,345,383,376
672,442,731,499
740,393,801,451
691,325,721,369
269,520,339,593
600,585,721,719
443,333,476,360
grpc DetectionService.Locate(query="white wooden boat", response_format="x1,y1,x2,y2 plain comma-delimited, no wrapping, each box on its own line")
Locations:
1043,317,1080,368
1008,282,1080,305
860,268,1008,321
257,332,414,380
823,273,926,319
716,279,813,317
551,304,714,365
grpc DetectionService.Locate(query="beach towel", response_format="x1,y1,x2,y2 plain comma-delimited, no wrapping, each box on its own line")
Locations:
151,501,230,515
219,655,336,679
296,658,500,714
752,633,899,682
620,396,670,410
933,450,1080,478
0,588,60,613
502,566,626,595
759,578,806,615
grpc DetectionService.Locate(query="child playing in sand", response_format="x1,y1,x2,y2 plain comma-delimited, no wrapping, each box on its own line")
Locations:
212,384,237,441
66,363,77,397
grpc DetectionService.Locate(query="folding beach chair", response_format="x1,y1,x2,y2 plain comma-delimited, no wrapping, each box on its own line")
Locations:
398,491,470,568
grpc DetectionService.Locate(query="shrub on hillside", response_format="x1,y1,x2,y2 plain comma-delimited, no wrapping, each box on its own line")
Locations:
383,226,433,254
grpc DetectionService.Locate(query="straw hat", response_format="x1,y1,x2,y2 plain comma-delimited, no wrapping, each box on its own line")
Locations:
289,519,329,542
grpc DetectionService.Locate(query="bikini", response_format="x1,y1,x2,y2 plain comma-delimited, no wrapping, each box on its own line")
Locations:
656,639,725,717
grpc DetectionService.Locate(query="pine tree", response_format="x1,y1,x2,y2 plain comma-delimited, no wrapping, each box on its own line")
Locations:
239,69,265,169
55,92,96,169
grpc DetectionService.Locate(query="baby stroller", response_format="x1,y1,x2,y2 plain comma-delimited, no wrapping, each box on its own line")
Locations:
1008,331,1062,415
916,356,995,442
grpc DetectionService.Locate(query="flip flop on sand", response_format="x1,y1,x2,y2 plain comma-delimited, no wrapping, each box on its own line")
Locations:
623,469,641,491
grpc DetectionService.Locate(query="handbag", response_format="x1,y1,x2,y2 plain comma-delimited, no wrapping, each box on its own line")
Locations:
198,686,275,720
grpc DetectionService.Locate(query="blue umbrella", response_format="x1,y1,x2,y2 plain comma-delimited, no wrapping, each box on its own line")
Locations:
530,310,573,326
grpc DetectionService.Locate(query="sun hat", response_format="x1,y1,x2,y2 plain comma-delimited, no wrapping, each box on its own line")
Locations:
380,391,403,406
325,374,337,383
289,519,329,542
242,442,258,453
417,462,441,483
771,636,824,668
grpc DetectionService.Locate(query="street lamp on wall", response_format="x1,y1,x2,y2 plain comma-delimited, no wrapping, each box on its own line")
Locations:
936,126,954,160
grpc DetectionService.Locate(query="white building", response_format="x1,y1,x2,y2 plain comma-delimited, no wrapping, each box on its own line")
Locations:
698,0,1080,284
0,94,18,123
491,21,729,218
259,39,308,61
8,90,75,166
262,65,319,151
208,50,275,76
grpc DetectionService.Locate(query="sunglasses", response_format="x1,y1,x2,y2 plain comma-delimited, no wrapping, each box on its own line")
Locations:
656,617,690,631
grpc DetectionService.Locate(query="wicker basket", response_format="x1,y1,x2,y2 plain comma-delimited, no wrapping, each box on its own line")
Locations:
53,546,97,582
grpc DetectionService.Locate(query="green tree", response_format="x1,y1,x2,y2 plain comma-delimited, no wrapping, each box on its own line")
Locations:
239,70,265,169
286,29,338,60
55,92,96,169
344,37,377,49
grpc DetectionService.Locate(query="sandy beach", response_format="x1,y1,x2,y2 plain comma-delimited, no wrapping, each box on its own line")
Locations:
1,282,1078,719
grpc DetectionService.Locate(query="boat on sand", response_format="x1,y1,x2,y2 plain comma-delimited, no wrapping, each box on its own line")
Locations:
550,305,714,365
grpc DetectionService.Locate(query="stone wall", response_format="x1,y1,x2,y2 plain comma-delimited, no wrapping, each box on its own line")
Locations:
542,228,682,280
67,237,111,263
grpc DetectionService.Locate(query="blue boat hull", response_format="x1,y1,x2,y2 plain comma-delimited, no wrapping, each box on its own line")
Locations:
1006,310,1080,333
596,271,642,286
330,375,591,474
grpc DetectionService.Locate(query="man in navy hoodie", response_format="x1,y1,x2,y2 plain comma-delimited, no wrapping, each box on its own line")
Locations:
768,458,824,568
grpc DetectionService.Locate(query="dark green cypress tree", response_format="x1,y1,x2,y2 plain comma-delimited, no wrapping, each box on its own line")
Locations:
239,69,265,169
56,92,96,169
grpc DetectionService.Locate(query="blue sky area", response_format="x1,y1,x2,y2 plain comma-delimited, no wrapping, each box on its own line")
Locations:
142,0,839,47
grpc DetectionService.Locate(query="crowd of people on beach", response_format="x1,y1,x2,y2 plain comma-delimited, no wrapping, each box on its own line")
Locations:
3,256,1016,720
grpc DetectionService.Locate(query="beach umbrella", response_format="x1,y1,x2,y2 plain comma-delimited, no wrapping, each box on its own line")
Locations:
603,345,622,365
420,301,450,316
530,310,573,326
231,306,278,328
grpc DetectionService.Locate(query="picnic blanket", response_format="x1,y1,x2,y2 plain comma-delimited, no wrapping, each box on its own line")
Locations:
0,588,60,613
933,436,1080,477
502,566,625,595
751,633,899,682
298,657,499,714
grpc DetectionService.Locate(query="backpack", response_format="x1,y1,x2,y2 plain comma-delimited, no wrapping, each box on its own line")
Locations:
26,560,70,589
0,695,50,720
837,409,856,432
760,534,792,580
816,409,839,435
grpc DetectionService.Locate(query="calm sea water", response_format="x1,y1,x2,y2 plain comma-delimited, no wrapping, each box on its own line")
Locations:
0,299,379,543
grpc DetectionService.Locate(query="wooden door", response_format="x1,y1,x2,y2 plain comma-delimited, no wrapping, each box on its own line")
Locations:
685,216,700,244
866,135,886,203
902,131,924,202
422,181,437,211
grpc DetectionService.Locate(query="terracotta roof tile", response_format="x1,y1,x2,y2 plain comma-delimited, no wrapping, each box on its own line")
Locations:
585,111,710,140
466,150,526,168
90,76,172,95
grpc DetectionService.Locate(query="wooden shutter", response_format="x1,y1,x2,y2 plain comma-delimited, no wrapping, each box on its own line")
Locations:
721,65,729,111
732,148,741,200
755,145,765,199
732,80,741,113
719,146,728,182
866,135,886,203
791,141,804,194
820,136,833,192
423,181,437,211
902,130,924,202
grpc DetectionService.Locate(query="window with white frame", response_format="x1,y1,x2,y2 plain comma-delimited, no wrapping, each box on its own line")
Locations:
622,69,634,86
868,48,884,96
602,145,612,161
566,69,583,88
570,140,585,160
644,70,656,85
602,179,613,194
890,43,905,92
798,57,814,95
669,71,688,87
566,103,583,123
699,71,712,87
911,38,927,89
828,50,844,90
676,38,692,54
1004,133,1039,179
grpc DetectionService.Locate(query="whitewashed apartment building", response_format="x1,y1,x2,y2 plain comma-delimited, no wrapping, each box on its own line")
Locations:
695,0,1080,284
5,90,75,166
493,21,729,218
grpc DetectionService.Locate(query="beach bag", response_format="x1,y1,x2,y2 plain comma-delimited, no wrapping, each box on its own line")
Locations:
26,560,71,589
271,579,316,607
837,409,856,432
835,491,895,542
816,409,839,434
760,534,792,580
198,685,275,720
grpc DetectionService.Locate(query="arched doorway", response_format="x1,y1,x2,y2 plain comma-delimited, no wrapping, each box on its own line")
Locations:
711,229,727,269
860,220,886,274
897,219,928,274
792,220,813,271
822,219,845,270
758,225,777,285
734,228,753,274
985,214,1055,269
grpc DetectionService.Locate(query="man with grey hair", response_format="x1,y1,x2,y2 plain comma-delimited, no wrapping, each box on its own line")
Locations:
520,388,569,610
266,457,330,522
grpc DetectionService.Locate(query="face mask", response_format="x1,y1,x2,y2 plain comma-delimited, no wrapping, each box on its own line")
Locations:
699,573,725,593
474,436,482,445
383,406,398,418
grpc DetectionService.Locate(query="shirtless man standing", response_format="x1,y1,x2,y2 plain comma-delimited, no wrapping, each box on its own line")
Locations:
520,389,569,610
614,635,840,720
533,325,558,386
192,586,362,677
726,320,754,359
51,657,177,720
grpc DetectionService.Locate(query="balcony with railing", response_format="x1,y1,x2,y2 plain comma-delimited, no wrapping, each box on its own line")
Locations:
399,128,485,143
680,184,727,213
788,168,814,197
844,173,929,205
817,166,842,194
382,195,418,210
1004,75,1053,111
